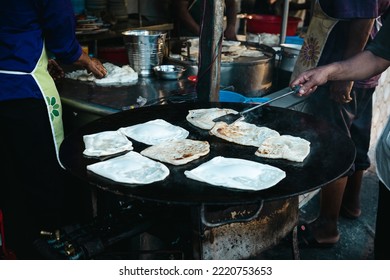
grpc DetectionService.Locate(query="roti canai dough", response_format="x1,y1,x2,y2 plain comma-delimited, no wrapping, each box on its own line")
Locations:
83,130,133,157
184,156,286,191
210,121,280,147
118,119,189,145
255,135,311,162
87,151,169,184
141,139,210,165
186,108,239,130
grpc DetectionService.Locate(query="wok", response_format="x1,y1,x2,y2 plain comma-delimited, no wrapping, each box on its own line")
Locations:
59,102,355,206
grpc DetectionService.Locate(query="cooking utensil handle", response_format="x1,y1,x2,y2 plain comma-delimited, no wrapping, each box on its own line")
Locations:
200,201,264,228
240,85,300,115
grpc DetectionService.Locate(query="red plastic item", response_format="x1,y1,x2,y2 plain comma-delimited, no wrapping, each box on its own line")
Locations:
188,75,198,83
246,14,301,36
97,46,129,65
0,209,17,259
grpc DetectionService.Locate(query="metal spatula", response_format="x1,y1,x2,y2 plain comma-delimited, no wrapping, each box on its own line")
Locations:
213,85,301,125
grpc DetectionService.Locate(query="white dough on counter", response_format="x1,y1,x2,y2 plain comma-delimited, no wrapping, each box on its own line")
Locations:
65,62,138,86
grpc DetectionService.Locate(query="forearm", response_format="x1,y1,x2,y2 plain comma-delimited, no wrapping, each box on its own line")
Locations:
329,51,390,81
290,50,390,96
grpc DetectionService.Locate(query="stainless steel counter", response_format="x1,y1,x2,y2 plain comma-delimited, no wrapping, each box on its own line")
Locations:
57,71,198,134
57,70,307,135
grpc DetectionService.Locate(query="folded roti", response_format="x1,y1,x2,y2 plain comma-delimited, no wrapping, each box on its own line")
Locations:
118,119,189,145
141,139,210,165
83,130,133,157
210,121,280,147
184,156,286,191
87,151,169,184
186,108,238,130
255,135,311,162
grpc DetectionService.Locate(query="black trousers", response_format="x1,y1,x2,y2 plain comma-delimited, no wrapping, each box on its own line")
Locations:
0,98,66,258
374,181,390,259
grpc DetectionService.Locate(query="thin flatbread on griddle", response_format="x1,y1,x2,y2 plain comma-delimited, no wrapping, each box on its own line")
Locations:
83,130,133,157
118,119,189,145
87,151,169,184
186,108,239,130
210,121,280,147
140,139,210,165
255,135,311,162
184,156,286,191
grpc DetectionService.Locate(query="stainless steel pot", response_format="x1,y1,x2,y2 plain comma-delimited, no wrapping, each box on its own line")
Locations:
279,43,302,72
220,55,274,96
122,30,167,77
165,42,275,97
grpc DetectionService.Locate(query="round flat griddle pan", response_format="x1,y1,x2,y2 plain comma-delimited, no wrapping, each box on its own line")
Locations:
60,102,355,206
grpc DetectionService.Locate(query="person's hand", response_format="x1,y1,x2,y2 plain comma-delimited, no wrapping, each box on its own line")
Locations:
328,80,353,103
290,65,334,96
85,57,107,78
47,59,64,80
74,51,107,78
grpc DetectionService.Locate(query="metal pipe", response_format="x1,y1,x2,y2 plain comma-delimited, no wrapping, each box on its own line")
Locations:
280,0,290,44
197,0,224,102
138,0,143,27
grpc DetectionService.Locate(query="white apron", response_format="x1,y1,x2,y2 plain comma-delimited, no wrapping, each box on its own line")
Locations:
0,45,65,168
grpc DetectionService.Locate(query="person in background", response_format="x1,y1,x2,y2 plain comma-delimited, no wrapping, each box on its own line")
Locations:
290,13,390,259
0,0,106,259
289,0,389,247
173,0,238,40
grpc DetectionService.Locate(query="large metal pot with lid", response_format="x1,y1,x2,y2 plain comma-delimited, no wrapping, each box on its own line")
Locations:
165,40,275,97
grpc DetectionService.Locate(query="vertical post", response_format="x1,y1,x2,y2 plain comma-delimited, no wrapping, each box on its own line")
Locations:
138,0,143,27
280,0,290,45
196,0,224,102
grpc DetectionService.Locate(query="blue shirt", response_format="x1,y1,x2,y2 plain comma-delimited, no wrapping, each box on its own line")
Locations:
0,0,82,101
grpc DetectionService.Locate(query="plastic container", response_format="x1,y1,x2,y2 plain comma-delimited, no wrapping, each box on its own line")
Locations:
285,36,304,45
219,90,270,103
246,15,301,36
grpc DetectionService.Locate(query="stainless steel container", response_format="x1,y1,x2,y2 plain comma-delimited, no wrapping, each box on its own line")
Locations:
123,30,167,76
165,52,275,97
220,56,274,96
279,43,302,72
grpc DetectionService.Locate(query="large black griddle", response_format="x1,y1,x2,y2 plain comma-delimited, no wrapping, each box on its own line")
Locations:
60,102,355,206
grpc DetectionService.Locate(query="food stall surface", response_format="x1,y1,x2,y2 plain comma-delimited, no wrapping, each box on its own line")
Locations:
54,71,376,260
56,102,355,259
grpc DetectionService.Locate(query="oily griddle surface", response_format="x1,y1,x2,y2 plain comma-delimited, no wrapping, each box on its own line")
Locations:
60,102,355,206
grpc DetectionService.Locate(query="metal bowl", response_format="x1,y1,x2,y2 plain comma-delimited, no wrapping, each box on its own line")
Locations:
153,65,186,80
